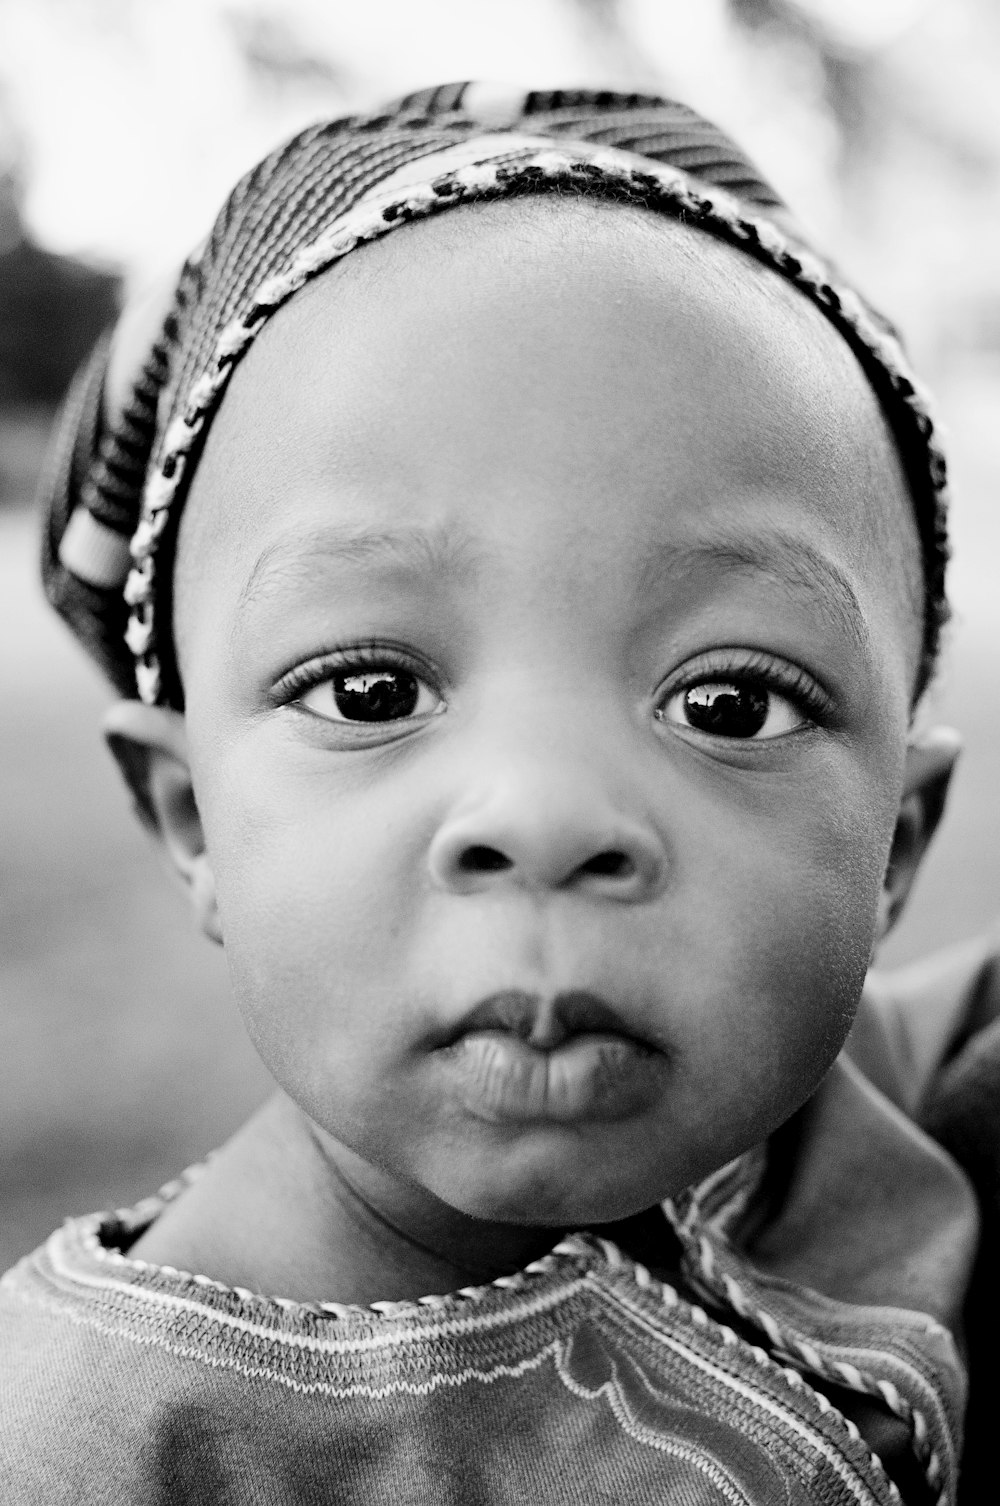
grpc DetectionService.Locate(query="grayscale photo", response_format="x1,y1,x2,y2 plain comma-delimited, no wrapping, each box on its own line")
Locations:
2,1,999,1501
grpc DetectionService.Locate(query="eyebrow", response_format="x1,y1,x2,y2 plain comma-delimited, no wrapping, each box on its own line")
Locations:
238,521,481,610
639,525,871,654
238,515,870,653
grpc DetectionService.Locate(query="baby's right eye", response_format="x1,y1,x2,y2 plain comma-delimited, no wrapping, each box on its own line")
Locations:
299,666,443,724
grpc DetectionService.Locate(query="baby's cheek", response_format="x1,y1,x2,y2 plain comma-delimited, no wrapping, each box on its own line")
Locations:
709,794,889,1134
199,752,423,1071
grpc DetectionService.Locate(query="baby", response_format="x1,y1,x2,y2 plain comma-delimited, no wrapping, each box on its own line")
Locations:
2,85,983,1504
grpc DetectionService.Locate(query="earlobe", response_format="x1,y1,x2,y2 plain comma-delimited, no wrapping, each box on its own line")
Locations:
102,700,223,945
875,726,961,947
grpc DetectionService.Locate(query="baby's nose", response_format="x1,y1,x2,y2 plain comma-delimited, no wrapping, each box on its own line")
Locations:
427,772,666,901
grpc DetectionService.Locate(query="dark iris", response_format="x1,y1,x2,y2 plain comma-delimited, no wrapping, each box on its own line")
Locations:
683,681,769,738
332,669,420,722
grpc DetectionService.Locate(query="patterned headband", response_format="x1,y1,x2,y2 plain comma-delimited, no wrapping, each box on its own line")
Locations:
41,85,948,707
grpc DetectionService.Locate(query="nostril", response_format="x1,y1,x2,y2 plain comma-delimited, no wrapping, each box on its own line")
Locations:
458,844,514,874
580,850,635,880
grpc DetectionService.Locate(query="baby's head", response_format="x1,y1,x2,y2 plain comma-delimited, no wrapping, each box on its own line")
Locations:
48,88,957,1231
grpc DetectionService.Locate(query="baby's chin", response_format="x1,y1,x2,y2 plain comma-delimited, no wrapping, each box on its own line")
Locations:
412,1132,705,1233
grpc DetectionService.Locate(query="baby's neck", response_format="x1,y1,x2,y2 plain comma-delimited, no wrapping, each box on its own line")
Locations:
128,1094,567,1305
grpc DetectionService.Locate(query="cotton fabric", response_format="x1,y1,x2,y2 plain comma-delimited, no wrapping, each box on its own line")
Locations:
1,1031,977,1505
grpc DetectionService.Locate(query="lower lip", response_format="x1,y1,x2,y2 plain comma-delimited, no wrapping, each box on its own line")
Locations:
442,1031,663,1125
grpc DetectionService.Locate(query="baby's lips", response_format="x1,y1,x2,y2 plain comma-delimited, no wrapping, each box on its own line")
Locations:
442,1029,664,1125
442,987,652,1052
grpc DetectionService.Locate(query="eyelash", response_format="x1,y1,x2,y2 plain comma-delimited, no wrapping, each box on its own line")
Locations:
271,641,441,708
270,643,832,730
660,649,832,724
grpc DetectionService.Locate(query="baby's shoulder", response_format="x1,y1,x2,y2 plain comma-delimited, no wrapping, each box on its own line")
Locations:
0,1232,237,1503
0,1219,364,1504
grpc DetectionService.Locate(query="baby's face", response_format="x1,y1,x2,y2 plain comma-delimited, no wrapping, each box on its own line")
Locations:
176,198,919,1227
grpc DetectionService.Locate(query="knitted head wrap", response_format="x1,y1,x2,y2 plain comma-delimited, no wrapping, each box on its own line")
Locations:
41,82,948,708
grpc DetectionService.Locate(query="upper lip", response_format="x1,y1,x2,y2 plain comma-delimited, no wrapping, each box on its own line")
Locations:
443,989,649,1052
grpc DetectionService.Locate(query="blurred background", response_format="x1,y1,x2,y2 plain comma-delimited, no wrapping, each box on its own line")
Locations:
2,0,999,1271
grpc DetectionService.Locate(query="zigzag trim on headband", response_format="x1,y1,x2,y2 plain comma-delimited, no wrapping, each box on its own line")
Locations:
124,140,948,706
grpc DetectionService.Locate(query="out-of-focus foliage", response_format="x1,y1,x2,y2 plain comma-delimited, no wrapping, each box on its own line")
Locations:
0,109,117,496
0,0,606,277
0,0,997,367
724,0,1000,363
0,192,119,406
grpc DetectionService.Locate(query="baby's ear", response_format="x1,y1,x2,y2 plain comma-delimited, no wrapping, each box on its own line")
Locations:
875,726,961,946
102,700,222,945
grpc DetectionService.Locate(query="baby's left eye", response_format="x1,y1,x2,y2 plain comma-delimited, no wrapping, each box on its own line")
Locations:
299,667,442,724
656,679,806,740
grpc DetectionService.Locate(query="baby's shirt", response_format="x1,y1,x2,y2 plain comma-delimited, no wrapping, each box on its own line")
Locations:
0,1047,975,1506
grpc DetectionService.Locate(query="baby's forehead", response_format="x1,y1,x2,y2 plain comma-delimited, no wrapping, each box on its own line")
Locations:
174,194,918,689
188,194,904,545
